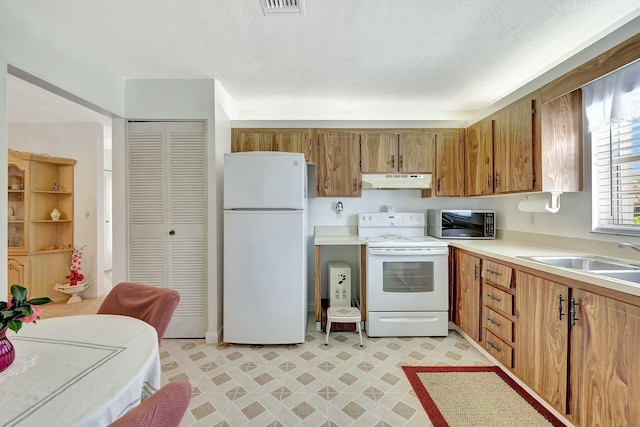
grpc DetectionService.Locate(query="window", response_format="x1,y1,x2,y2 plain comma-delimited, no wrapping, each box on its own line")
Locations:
585,60,640,235
593,118,640,232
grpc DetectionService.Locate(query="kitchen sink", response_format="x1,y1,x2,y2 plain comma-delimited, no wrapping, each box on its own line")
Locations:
517,255,639,271
595,270,640,284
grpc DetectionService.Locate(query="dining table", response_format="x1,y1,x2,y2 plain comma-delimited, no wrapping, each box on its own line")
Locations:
0,314,161,427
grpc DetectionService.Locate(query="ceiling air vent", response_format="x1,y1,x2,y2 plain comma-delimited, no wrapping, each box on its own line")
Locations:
261,0,304,15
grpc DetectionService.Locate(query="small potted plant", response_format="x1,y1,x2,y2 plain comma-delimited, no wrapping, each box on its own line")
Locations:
55,246,91,304
66,245,86,286
0,284,52,372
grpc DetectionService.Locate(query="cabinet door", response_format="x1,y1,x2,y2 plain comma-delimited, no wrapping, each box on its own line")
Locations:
494,96,535,193
515,272,568,414
455,251,481,341
540,90,582,192
8,162,27,253
231,129,274,152
399,132,434,173
128,121,207,338
570,289,640,427
434,130,464,196
465,119,494,196
317,131,361,197
7,257,25,290
360,132,398,173
274,129,315,163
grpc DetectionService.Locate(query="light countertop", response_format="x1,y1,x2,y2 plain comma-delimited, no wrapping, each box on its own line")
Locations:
314,226,366,246
446,239,640,298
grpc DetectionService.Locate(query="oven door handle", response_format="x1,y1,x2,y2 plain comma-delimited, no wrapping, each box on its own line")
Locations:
368,248,448,256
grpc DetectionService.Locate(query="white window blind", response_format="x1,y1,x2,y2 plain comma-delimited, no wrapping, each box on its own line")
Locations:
593,119,640,230
584,59,640,235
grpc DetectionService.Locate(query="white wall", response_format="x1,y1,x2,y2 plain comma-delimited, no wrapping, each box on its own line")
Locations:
0,1,124,300
211,82,234,342
8,123,104,297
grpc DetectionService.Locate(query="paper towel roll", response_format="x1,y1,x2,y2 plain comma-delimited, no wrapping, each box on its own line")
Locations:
517,198,560,214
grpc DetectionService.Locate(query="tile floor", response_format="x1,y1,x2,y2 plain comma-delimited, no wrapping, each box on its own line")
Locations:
162,319,492,427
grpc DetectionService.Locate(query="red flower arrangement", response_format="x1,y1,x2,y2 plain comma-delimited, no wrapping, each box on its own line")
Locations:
66,246,85,286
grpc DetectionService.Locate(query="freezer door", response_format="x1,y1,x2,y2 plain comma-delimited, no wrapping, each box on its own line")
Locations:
223,210,307,344
224,152,306,209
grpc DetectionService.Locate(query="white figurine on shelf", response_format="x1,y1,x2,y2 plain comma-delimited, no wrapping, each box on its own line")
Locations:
50,208,61,221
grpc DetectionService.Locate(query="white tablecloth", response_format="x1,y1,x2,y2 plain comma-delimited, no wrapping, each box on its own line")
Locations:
0,314,161,427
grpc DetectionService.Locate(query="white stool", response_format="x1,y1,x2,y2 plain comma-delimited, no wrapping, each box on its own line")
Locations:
325,306,363,347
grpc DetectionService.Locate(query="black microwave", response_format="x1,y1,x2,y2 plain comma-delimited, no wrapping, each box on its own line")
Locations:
427,209,496,239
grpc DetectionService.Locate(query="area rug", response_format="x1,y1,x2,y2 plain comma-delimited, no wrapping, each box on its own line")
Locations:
402,366,565,427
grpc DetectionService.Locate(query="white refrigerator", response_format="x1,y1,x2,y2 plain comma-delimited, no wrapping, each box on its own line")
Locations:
223,152,308,344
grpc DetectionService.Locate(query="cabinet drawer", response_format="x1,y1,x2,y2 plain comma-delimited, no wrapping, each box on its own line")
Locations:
482,260,512,289
483,284,514,316
484,329,514,368
483,307,513,343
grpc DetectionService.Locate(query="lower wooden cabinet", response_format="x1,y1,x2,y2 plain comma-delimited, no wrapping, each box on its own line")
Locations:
454,251,481,341
7,252,72,303
515,271,640,426
454,250,640,426
514,272,569,414
569,289,640,427
8,256,26,290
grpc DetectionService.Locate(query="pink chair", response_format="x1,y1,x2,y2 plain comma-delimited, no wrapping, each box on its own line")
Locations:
108,380,192,427
97,282,180,343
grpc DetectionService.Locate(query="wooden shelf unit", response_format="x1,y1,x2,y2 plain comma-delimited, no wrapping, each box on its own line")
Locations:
8,149,76,302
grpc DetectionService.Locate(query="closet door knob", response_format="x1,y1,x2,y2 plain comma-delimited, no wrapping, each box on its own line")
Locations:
169,230,175,236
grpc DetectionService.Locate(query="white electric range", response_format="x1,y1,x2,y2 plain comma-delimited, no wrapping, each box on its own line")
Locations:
358,212,449,337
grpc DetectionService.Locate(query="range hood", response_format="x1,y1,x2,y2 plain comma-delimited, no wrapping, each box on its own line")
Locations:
361,173,432,189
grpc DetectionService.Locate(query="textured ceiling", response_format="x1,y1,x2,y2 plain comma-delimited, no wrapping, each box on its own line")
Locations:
6,0,640,121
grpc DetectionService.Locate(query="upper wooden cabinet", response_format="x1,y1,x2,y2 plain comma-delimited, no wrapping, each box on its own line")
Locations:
493,94,536,194
360,131,433,173
433,129,464,197
360,132,398,173
316,130,361,197
538,89,583,192
465,89,582,196
231,128,315,163
465,119,494,196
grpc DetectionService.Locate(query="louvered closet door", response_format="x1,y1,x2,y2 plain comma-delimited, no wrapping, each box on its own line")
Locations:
127,121,206,338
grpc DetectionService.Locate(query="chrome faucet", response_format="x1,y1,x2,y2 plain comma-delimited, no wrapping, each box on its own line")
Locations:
618,242,640,253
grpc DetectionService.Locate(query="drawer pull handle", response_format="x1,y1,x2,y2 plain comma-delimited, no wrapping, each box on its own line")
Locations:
486,316,501,327
558,294,565,320
487,294,502,302
474,264,479,280
487,341,502,353
570,297,579,326
486,269,501,276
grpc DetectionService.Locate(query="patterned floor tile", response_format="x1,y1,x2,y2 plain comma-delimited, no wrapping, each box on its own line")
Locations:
157,324,493,426
277,392,330,426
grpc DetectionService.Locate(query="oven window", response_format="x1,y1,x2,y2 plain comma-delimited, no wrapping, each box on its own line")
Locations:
382,261,434,293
